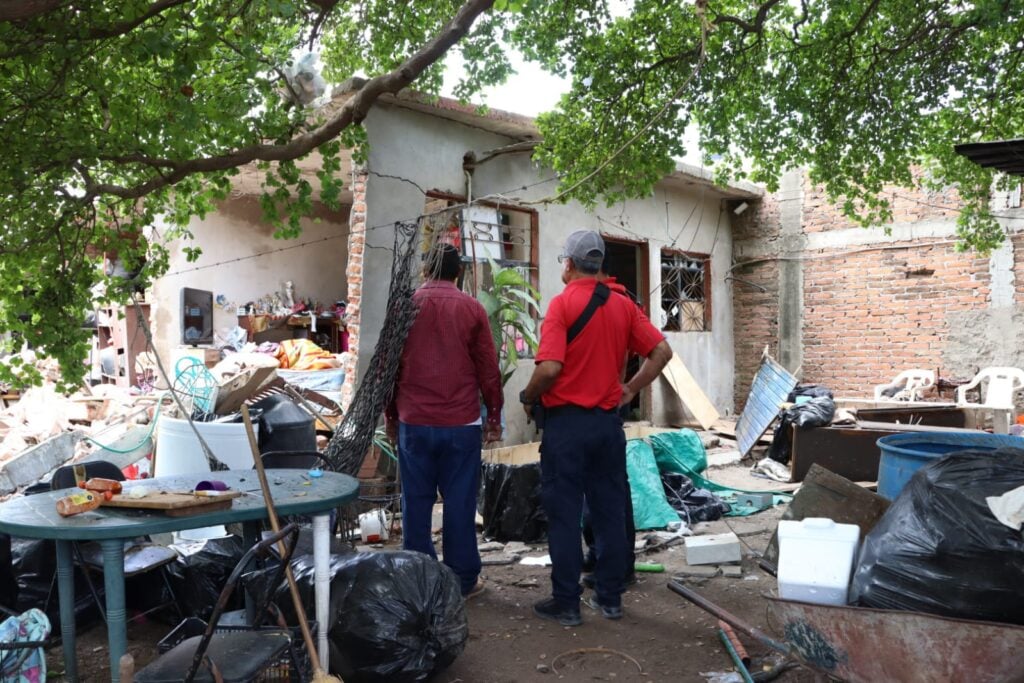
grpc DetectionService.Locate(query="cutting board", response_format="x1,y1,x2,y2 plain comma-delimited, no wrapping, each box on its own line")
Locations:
100,489,243,517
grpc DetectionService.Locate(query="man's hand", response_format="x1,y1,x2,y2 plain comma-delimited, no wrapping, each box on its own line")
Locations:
484,423,503,444
384,418,398,445
523,401,534,423
618,383,637,408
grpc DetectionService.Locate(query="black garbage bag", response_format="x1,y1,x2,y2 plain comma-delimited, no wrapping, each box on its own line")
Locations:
250,551,467,682
11,538,99,626
788,384,833,401
166,535,246,620
850,448,1024,624
768,397,836,464
661,472,731,523
479,461,546,542
0,534,17,610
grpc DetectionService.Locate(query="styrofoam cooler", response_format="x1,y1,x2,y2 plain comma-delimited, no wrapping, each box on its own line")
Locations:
777,517,860,605
155,417,255,540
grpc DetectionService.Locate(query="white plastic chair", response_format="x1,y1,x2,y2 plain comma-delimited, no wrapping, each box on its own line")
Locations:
956,367,1024,410
873,370,935,401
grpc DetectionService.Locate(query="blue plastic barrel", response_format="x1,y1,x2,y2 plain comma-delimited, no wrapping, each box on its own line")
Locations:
876,432,1024,500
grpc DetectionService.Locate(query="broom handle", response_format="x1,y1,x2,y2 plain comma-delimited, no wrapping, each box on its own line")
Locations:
241,405,325,675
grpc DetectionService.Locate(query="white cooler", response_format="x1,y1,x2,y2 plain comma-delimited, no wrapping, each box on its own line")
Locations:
777,517,860,606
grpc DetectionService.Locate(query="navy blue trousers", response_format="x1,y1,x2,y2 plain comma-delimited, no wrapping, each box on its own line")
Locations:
399,423,483,594
540,407,628,608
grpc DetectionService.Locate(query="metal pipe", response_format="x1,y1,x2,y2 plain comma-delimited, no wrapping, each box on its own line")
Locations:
667,580,790,654
719,620,751,666
718,629,755,683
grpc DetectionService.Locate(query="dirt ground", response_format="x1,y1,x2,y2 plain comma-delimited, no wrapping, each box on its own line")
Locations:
43,492,816,683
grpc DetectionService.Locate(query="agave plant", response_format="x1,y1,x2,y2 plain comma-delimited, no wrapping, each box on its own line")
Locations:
476,260,541,386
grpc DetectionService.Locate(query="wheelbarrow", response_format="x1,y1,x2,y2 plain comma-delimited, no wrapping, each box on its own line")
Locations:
669,580,1024,683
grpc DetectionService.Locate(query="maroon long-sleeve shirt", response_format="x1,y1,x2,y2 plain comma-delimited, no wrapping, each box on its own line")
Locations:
387,280,503,427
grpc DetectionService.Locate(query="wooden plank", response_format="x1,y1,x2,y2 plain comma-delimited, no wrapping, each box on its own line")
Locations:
101,489,242,511
763,464,890,567
660,355,720,430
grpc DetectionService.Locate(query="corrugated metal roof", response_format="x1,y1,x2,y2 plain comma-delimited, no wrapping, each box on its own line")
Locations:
954,139,1024,176
735,354,798,458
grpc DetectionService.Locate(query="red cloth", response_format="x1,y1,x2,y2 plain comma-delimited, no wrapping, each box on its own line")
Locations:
536,278,664,410
389,281,503,427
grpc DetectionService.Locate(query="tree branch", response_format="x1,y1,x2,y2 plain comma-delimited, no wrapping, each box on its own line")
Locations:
83,0,496,200
0,0,65,23
711,0,783,33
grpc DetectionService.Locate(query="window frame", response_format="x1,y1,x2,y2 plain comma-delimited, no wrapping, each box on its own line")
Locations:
659,248,712,333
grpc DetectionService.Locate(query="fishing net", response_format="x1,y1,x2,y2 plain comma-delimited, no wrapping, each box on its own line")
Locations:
324,220,422,476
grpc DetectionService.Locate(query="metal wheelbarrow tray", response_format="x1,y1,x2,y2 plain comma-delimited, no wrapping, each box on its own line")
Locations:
669,580,1024,683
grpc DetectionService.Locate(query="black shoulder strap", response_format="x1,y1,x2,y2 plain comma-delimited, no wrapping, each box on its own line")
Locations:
566,282,610,345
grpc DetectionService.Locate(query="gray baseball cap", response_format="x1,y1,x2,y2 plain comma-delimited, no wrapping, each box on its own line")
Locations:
561,230,605,270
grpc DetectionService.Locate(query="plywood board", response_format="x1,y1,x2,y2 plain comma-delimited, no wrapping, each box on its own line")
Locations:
101,489,242,514
482,442,540,466
660,355,720,430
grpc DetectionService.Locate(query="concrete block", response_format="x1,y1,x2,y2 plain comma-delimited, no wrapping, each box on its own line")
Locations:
0,431,81,494
685,532,742,565
721,565,743,578
736,492,774,509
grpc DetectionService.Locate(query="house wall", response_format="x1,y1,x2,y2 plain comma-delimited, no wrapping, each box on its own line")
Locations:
733,169,1024,408
150,196,350,372
351,102,737,444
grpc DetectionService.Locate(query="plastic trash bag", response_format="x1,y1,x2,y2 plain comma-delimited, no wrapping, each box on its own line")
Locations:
479,461,546,542
661,472,731,523
850,447,1024,624
252,551,467,682
166,536,246,620
768,397,836,464
789,384,833,401
626,440,680,530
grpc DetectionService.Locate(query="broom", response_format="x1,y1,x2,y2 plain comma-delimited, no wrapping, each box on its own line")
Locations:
241,404,343,683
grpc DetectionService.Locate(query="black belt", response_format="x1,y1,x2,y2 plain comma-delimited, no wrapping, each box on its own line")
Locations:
544,404,617,418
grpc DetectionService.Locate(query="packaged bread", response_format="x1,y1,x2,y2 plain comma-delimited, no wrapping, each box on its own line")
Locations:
56,492,101,517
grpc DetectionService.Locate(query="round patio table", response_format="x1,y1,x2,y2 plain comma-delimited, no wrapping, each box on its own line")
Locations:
0,469,358,682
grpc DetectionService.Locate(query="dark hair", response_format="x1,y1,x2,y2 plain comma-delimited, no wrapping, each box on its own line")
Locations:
424,243,462,280
576,258,601,275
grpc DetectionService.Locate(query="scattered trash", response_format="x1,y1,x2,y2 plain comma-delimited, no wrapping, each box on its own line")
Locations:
750,457,791,483
851,447,1024,624
520,554,552,567
634,562,664,573
699,671,744,683
768,396,836,465
987,483,1024,530
662,472,731,523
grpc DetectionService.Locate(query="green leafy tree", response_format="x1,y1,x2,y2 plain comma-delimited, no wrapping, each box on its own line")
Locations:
2,0,1021,388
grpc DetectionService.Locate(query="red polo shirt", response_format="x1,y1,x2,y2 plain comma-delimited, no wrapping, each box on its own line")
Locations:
536,278,664,410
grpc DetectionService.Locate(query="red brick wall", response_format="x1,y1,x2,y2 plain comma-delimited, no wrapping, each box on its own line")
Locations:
733,174,1002,408
800,241,990,396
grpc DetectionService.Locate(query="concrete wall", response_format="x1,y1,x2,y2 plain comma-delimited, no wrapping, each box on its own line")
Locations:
150,196,349,369
355,103,736,444
732,170,1024,409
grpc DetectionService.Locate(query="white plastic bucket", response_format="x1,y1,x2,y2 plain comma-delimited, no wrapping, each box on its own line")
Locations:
154,417,255,540
358,509,391,543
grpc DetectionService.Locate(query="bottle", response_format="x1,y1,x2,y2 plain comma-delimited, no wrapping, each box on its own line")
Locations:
56,492,101,517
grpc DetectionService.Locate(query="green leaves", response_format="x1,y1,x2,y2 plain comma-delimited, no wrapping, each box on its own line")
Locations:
477,260,541,386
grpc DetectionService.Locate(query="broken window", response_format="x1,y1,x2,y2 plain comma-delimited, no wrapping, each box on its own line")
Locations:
660,250,710,332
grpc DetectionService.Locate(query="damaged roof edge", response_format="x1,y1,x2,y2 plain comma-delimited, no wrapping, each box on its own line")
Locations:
331,79,765,201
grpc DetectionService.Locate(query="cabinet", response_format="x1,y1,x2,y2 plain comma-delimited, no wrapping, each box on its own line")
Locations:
96,303,151,387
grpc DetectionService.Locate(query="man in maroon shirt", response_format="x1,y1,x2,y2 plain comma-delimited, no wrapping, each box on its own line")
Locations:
520,230,672,625
386,243,503,598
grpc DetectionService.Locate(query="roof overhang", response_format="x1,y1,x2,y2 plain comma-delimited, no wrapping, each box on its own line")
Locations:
955,139,1024,176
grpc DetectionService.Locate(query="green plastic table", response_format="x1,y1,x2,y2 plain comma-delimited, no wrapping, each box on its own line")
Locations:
0,469,358,682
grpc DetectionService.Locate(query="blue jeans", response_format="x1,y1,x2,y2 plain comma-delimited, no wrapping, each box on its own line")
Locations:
540,407,628,609
399,423,483,594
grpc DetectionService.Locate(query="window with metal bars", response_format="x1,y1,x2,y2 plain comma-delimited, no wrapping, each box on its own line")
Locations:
660,250,711,332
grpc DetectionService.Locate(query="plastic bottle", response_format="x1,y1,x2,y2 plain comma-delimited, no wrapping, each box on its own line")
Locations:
56,492,101,517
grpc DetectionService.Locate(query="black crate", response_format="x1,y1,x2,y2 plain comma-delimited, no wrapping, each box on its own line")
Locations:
157,616,315,682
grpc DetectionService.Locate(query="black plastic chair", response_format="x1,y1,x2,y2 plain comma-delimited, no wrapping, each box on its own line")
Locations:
135,524,301,683
49,461,183,624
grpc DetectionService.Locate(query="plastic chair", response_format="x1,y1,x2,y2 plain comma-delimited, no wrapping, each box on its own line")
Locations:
873,369,935,401
135,524,300,683
956,367,1024,410
49,461,183,625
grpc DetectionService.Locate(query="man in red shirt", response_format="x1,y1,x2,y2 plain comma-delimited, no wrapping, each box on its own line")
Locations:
521,230,672,625
386,243,503,598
